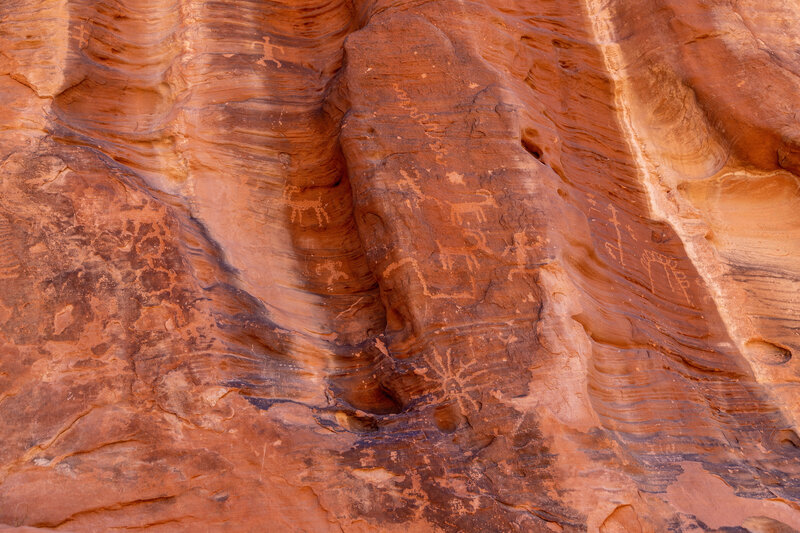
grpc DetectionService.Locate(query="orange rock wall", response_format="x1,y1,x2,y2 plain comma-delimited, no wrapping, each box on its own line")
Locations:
0,0,799,530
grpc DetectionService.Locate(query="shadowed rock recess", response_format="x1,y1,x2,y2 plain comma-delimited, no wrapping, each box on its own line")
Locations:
1,0,799,530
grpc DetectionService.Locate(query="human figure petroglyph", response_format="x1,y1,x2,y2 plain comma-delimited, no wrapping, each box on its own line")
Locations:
449,189,498,225
502,231,545,281
436,230,492,272
640,249,692,305
314,261,348,285
256,35,284,68
604,204,625,266
283,185,330,226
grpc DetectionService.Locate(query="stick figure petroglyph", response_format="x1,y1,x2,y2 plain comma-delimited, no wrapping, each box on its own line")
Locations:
604,204,625,266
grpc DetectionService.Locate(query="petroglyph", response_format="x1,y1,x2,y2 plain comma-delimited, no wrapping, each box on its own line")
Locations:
397,170,426,210
283,185,330,226
626,224,638,242
446,172,465,184
500,331,519,346
436,230,492,271
336,297,366,319
502,232,544,281
77,23,90,49
640,249,692,305
374,338,390,357
314,261,348,285
604,204,625,266
383,257,474,300
417,341,489,415
449,189,498,225
0,215,21,280
256,35,284,68
392,83,446,163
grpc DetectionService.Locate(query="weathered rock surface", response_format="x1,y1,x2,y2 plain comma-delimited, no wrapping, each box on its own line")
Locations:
1,0,799,530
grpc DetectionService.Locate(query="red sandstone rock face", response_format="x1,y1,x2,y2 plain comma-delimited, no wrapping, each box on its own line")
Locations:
1,0,799,530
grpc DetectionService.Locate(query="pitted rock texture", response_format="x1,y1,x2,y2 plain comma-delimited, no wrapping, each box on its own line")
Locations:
1,0,799,531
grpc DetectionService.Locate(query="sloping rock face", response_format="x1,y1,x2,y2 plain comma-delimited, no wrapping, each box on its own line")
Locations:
1,0,799,530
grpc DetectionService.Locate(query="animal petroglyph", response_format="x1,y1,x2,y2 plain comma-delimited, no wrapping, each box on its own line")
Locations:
449,189,498,225
383,257,474,300
283,185,330,226
640,249,692,305
436,230,492,271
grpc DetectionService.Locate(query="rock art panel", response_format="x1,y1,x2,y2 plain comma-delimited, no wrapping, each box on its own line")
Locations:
0,0,799,531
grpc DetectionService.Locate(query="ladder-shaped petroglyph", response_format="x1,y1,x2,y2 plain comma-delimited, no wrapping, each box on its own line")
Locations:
0,215,21,280
449,189,498,225
392,83,446,164
417,342,490,416
383,257,475,301
256,35,284,68
502,231,545,280
283,185,330,227
436,230,492,271
604,204,626,266
640,249,692,305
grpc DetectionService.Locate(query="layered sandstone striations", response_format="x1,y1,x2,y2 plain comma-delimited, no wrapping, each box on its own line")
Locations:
1,0,799,531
